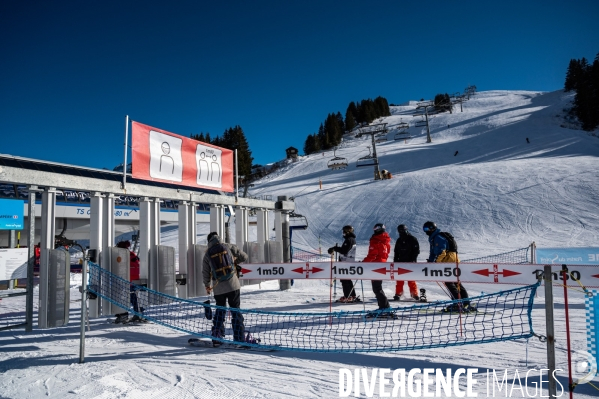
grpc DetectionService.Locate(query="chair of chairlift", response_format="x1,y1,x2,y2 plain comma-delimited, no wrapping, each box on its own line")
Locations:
327,148,348,170
289,211,308,230
356,147,378,168
394,130,412,141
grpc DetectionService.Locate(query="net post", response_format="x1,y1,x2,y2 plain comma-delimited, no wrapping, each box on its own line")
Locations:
561,264,574,398
543,265,557,397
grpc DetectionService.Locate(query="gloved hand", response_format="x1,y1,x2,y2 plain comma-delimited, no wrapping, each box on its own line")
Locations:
206,286,212,294
327,247,336,255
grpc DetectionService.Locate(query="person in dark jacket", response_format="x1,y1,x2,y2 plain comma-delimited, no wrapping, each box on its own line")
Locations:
423,221,473,312
328,225,357,302
393,224,420,301
363,223,392,310
202,232,250,346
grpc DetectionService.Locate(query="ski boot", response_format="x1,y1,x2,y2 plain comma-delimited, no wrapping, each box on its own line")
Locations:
113,312,129,324
419,288,427,303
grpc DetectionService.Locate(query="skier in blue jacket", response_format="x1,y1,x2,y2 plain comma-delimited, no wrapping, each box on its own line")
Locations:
423,221,473,312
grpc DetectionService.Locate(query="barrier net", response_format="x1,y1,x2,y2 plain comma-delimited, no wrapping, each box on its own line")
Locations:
462,246,531,264
88,262,539,353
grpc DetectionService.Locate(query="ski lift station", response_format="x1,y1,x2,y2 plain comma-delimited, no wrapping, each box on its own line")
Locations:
0,152,296,331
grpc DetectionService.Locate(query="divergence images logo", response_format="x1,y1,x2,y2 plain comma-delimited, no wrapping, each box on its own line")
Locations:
572,350,598,385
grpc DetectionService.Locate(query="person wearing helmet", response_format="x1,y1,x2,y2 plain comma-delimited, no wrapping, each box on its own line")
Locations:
363,223,392,311
393,224,420,301
423,221,472,312
328,225,358,302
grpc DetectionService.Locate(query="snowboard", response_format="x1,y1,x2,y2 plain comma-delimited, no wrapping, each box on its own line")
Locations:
188,338,278,352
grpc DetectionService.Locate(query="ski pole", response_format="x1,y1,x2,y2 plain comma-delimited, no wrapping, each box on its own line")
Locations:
333,244,338,298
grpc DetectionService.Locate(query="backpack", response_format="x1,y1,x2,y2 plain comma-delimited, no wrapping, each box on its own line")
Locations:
208,243,235,282
439,232,458,253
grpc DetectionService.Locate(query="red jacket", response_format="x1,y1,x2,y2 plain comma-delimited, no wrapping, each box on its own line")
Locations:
363,231,391,262
129,251,140,281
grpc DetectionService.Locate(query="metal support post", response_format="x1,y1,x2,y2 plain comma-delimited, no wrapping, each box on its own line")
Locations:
425,108,431,143
178,201,196,299
209,204,225,238
140,198,160,290
88,192,103,318
79,254,88,363
25,186,38,332
101,194,115,315
38,187,56,329
257,209,269,245
235,206,248,247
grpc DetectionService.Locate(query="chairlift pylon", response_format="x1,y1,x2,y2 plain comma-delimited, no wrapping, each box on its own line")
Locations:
356,146,378,168
327,147,348,170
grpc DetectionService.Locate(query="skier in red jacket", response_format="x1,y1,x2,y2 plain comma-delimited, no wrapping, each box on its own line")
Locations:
363,223,392,311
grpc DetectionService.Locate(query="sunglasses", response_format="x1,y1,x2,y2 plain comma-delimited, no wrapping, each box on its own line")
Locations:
423,227,433,232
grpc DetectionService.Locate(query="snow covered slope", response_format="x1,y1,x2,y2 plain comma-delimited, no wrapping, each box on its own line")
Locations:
252,90,599,259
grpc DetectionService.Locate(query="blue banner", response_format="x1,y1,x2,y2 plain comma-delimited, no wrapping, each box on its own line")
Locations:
0,199,24,230
536,247,599,265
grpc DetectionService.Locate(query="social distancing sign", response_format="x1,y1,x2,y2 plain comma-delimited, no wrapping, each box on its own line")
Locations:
239,261,599,287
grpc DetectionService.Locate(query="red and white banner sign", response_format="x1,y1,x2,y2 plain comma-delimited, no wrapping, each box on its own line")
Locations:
239,261,599,287
131,121,234,192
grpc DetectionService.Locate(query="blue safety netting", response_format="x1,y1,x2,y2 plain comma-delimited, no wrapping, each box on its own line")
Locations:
88,262,539,353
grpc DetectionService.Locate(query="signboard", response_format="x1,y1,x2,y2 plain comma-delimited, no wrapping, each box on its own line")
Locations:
131,121,234,192
0,248,28,279
0,199,24,230
536,247,599,265
237,261,599,288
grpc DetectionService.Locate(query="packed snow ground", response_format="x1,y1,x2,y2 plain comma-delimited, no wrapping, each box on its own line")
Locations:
1,90,599,398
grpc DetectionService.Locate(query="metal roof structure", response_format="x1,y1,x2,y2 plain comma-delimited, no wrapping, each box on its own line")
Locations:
0,154,291,210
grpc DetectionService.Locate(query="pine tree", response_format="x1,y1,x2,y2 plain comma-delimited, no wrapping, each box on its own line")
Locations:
564,59,581,92
345,108,356,132
190,132,207,142
304,134,316,155
346,102,358,128
335,112,345,137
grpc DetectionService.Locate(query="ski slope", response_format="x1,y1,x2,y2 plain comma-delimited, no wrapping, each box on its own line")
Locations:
252,90,599,259
1,90,599,398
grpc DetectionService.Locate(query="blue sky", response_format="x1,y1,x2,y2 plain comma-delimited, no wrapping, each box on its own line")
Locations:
1,0,598,170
